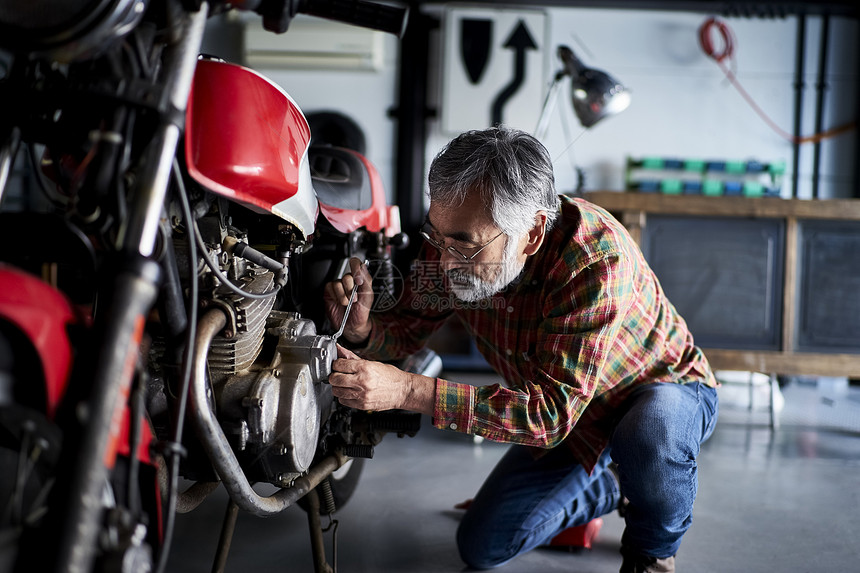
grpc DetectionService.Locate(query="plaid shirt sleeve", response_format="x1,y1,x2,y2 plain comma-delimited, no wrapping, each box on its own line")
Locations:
432,250,636,448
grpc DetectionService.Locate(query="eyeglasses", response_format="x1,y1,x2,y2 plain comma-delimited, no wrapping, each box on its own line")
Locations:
419,220,504,261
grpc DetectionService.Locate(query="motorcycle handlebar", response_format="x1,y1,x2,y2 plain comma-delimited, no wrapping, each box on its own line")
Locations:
233,0,408,37
300,0,408,38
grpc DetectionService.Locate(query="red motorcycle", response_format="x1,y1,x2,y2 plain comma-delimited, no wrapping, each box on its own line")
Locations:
0,1,432,571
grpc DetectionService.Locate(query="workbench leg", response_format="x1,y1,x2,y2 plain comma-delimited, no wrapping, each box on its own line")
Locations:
768,373,780,430
748,371,755,412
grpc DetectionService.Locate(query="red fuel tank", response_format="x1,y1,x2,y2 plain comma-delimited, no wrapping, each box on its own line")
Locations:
185,59,318,237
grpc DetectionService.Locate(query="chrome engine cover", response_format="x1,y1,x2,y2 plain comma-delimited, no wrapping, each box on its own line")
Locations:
217,311,336,481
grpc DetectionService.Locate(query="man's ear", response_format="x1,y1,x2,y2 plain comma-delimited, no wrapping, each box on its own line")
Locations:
522,212,548,256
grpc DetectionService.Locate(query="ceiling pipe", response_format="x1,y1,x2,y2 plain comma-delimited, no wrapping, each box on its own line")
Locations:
812,14,831,199
791,14,806,198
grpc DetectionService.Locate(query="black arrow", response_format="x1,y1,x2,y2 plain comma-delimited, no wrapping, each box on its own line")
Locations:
490,20,538,126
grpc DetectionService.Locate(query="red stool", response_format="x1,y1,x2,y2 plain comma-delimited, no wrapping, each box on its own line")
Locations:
455,499,603,551
548,517,603,550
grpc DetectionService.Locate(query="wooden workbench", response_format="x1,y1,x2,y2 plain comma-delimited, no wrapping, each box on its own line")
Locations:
583,191,860,378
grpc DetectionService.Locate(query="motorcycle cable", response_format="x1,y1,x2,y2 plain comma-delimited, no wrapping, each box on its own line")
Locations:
113,109,138,229
153,160,200,573
27,143,71,208
192,220,283,301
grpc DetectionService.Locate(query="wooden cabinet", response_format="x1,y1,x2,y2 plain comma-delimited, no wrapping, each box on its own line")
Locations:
584,191,860,377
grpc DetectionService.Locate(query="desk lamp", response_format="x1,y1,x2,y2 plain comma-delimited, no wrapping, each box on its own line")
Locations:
535,45,630,138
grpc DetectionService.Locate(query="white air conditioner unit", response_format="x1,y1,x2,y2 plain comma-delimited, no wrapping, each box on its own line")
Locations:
243,16,385,71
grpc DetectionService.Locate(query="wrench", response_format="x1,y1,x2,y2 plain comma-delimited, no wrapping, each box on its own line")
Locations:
332,260,367,343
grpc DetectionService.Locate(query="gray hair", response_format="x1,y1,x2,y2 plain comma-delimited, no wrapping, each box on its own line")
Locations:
427,126,560,237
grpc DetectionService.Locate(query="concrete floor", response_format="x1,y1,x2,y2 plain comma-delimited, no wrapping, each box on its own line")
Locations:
166,375,860,573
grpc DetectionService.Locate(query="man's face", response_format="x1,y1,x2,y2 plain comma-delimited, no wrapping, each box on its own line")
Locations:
425,193,527,302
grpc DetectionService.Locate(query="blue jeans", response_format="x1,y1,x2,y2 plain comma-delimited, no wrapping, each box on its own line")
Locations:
457,382,719,568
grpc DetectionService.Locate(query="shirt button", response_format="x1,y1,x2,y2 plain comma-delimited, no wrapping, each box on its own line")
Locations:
507,306,514,313
505,349,513,356
449,423,458,430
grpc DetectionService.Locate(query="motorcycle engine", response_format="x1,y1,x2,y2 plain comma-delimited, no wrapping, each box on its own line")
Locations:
152,215,341,486
214,308,336,483
198,245,338,485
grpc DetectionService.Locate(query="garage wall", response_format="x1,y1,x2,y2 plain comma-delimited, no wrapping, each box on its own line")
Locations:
204,6,858,206
423,6,858,200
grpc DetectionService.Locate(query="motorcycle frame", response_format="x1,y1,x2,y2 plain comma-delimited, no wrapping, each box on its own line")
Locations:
0,2,416,571
20,7,211,571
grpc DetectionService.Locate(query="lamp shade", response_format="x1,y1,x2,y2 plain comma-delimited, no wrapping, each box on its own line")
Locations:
558,45,630,128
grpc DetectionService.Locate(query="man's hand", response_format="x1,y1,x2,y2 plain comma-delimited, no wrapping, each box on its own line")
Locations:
330,345,436,415
323,257,374,344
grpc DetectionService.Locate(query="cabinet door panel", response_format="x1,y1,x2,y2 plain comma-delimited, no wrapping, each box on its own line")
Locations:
643,216,785,350
796,220,860,353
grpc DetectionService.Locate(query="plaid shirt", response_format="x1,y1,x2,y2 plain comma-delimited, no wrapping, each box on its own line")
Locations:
362,195,716,471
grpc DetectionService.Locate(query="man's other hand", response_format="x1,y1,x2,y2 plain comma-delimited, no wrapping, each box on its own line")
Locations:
330,345,436,415
323,257,374,344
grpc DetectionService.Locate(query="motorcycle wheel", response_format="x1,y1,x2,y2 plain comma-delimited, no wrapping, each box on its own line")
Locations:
0,320,62,568
0,408,61,563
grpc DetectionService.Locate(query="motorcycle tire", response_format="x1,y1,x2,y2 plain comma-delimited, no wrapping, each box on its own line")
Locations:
0,322,63,570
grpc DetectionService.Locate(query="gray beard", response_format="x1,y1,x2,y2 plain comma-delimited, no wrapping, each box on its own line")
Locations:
445,235,525,302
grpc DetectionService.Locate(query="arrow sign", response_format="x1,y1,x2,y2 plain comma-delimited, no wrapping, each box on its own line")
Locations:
441,7,546,134
490,20,538,126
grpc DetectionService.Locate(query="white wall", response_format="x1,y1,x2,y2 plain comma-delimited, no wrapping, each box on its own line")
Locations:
425,6,858,200
204,6,858,206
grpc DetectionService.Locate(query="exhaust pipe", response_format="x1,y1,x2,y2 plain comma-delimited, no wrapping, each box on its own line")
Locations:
189,308,348,516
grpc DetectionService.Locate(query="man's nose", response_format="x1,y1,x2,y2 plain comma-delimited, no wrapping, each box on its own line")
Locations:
437,250,461,273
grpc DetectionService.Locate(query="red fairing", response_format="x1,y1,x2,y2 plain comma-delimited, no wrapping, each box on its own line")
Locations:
0,264,75,419
116,395,163,540
318,148,401,236
116,407,156,464
185,59,318,236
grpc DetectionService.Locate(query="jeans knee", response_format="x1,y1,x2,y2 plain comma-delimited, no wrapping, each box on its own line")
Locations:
457,547,504,570
613,421,673,478
613,401,694,468
457,510,529,570
612,419,697,509
456,521,509,570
